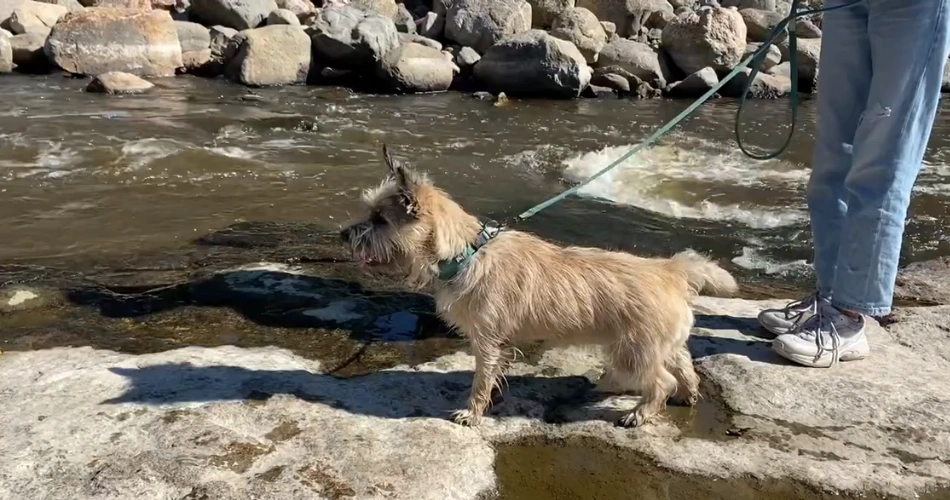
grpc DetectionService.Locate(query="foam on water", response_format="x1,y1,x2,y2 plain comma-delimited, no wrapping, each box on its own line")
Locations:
561,138,809,229
118,138,186,171
731,247,812,275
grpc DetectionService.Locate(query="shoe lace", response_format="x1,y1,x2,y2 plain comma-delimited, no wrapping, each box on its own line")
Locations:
782,292,820,324
806,303,841,368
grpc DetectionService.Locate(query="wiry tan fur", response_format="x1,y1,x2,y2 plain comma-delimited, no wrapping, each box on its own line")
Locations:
340,146,740,428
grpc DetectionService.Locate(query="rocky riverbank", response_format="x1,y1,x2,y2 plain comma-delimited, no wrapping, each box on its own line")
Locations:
0,0,836,99
1,222,950,499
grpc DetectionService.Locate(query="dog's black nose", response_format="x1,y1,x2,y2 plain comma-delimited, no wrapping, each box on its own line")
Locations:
339,227,349,242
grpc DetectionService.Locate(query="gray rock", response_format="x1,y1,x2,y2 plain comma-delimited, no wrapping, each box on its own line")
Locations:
34,0,84,12
190,0,277,30
444,0,531,54
309,5,399,70
575,0,671,38
895,257,950,306
394,2,415,33
274,0,314,21
453,44,479,70
376,40,458,92
9,0,66,35
349,0,398,19
720,65,789,98
596,38,663,86
86,71,154,93
525,0,572,29
267,7,299,24
549,6,605,64
45,8,183,76
415,10,441,38
205,24,238,74
739,7,784,43
398,32,440,50
227,24,310,86
742,41,779,72
885,306,950,364
175,20,211,71
473,29,591,98
590,70,629,93
767,58,788,77
10,31,48,70
661,6,745,75
797,18,820,38
721,0,775,9
0,31,10,71
599,19,614,37
0,0,27,31
666,65,717,96
776,35,819,90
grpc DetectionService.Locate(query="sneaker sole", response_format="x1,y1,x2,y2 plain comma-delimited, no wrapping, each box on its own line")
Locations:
772,338,870,368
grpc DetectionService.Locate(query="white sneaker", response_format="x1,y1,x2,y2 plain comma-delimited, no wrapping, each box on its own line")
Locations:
758,292,825,336
772,302,870,368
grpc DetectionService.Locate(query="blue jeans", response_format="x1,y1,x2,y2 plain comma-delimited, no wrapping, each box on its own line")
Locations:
807,0,950,316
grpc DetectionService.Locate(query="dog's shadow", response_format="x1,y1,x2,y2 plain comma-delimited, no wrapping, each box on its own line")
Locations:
101,363,640,424
689,313,789,365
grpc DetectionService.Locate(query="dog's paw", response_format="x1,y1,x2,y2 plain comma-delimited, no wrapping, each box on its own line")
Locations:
669,391,700,407
450,409,484,427
617,410,651,428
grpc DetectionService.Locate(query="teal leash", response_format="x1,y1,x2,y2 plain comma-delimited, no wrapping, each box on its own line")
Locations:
507,0,865,225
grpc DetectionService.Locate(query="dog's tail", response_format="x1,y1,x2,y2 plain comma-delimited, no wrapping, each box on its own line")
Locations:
667,249,739,297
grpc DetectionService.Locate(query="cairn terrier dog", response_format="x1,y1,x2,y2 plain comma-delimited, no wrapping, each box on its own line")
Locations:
340,145,739,428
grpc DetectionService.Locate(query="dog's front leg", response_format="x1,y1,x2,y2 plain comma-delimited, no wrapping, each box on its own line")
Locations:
452,341,504,427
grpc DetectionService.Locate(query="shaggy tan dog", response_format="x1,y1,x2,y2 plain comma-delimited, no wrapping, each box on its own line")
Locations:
340,146,739,427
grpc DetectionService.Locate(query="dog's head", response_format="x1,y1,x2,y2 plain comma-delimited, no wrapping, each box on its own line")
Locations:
339,145,480,286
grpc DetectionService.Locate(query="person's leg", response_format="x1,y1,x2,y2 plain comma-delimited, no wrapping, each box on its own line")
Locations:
758,0,871,336
805,0,873,299
774,0,950,367
832,0,950,317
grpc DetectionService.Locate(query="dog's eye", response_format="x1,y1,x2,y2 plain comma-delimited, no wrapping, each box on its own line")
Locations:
371,212,386,225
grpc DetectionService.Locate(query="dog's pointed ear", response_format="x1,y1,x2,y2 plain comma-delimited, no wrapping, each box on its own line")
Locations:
382,144,418,215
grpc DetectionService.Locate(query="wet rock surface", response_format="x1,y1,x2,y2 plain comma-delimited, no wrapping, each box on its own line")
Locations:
1,222,949,500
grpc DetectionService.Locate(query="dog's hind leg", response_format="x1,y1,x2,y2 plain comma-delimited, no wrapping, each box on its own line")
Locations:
452,336,506,427
666,344,700,407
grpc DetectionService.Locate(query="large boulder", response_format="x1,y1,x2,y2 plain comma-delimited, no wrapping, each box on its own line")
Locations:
473,29,591,98
0,30,12,71
444,0,531,54
308,5,399,70
739,7,783,43
81,0,152,8
720,66,789,98
44,8,183,76
86,70,154,93
266,7,298,25
189,0,276,29
174,20,210,71
525,0,572,29
9,1,67,35
661,6,745,75
376,40,458,92
226,24,310,86
574,0,671,38
201,23,236,74
348,0,397,19
274,0,313,21
35,0,85,12
549,6,605,64
595,37,662,85
742,41,778,72
666,65,718,97
776,35,819,90
10,30,49,70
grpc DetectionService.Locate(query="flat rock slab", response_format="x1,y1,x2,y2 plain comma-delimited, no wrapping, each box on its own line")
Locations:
2,283,950,499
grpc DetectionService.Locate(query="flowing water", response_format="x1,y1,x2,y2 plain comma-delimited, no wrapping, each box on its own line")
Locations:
3,74,950,288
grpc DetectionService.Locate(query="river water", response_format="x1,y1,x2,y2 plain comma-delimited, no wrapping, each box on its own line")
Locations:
2,74,950,292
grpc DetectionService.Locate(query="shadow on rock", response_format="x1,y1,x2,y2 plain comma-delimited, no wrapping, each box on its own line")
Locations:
66,269,451,342
102,362,602,424
690,314,790,365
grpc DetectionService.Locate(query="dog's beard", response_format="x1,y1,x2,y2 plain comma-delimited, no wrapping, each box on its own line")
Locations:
348,226,436,289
